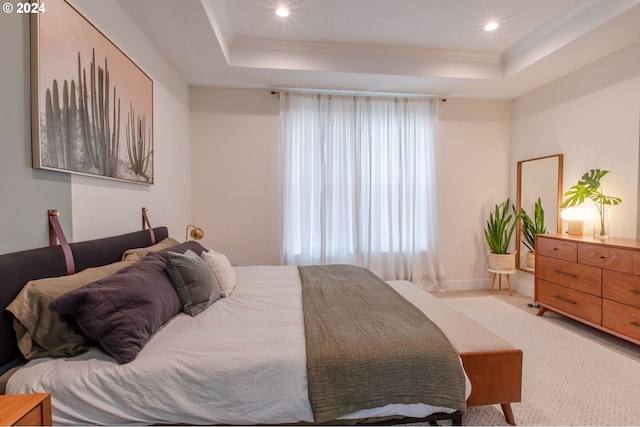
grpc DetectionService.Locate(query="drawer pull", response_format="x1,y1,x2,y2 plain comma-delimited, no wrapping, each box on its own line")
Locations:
553,269,577,278
629,289,640,295
630,321,640,329
599,256,606,259
554,294,577,305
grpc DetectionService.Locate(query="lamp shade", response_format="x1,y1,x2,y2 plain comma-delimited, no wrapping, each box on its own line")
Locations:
560,207,591,221
561,207,591,235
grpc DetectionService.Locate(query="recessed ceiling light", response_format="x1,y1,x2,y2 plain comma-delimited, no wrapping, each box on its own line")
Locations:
276,7,290,17
484,21,499,31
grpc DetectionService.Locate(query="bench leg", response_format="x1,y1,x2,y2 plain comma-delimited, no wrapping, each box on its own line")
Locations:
501,403,516,425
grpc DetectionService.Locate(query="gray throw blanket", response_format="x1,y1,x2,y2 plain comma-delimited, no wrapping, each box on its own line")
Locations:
299,264,466,423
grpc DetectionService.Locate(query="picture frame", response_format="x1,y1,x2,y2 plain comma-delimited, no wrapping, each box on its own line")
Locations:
31,0,154,184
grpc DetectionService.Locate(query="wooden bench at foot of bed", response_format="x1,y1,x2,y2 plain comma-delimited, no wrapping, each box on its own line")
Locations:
387,282,523,426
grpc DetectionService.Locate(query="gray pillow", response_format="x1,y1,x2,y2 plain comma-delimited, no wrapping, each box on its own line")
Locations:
165,250,221,316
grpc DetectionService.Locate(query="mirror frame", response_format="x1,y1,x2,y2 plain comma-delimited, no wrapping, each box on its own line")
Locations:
515,154,564,272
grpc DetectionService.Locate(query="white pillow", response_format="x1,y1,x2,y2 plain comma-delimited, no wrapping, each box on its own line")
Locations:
201,249,237,297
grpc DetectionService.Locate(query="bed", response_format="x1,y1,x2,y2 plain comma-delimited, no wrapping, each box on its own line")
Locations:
0,227,514,425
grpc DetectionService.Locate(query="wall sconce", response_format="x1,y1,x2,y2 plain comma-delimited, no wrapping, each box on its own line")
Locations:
185,224,204,241
561,207,591,235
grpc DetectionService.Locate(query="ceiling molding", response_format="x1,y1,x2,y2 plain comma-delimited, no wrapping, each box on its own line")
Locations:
229,38,503,79
200,0,232,63
503,0,640,77
118,0,640,99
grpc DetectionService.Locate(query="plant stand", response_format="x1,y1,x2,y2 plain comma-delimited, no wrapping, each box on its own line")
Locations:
488,268,515,296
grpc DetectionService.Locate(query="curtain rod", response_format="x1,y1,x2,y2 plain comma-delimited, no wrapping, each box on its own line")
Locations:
270,90,446,102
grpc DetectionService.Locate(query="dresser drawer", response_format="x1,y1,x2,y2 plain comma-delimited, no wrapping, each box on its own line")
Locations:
536,238,577,262
603,299,640,342
578,244,633,273
633,252,640,275
536,255,601,296
537,279,602,324
603,270,640,309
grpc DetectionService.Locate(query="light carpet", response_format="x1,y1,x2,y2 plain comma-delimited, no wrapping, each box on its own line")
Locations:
439,296,640,426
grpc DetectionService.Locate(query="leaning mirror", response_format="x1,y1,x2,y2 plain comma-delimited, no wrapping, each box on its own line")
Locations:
516,154,563,272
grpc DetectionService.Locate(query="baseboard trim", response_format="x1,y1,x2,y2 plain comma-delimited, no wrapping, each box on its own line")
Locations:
445,279,489,291
445,274,534,298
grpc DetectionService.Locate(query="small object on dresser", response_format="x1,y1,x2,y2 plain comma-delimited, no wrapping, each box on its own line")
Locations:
0,393,52,426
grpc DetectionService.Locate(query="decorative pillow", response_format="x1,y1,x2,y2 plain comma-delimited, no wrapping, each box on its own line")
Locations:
121,237,181,262
201,249,237,297
166,250,221,316
50,252,182,364
6,258,137,360
157,240,206,256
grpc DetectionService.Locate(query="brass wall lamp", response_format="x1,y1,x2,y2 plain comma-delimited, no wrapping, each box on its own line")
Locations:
185,224,204,241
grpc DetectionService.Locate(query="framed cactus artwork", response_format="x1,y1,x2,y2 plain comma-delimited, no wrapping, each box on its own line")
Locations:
30,0,154,184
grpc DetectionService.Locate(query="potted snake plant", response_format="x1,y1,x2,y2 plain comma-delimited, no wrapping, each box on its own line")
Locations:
520,197,546,269
484,198,519,271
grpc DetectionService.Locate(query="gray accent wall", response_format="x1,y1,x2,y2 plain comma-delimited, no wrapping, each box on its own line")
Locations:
0,0,192,255
0,13,72,254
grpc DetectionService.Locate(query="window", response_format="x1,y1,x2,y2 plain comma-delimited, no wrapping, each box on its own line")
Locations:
280,92,445,290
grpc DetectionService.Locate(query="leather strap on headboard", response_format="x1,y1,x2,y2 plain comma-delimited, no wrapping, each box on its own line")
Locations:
48,210,75,275
141,207,156,245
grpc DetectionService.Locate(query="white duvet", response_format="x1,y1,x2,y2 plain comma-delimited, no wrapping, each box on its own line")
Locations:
7,266,467,425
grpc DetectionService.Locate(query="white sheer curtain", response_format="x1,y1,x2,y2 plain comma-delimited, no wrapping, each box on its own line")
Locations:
280,92,446,291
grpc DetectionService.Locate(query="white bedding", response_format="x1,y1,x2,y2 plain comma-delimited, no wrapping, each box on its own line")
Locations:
7,265,469,425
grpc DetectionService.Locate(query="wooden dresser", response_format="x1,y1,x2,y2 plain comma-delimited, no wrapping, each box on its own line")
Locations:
0,393,52,426
535,234,640,345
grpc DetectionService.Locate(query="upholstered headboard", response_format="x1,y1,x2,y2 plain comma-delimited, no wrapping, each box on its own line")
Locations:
0,227,169,370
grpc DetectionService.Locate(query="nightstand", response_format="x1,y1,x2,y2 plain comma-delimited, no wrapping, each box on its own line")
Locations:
0,393,52,426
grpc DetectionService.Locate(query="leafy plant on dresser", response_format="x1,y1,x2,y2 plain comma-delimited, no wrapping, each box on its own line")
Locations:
560,169,622,237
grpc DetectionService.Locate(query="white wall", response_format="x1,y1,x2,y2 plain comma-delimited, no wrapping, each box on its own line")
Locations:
190,88,281,265
189,89,513,290
510,40,640,296
436,99,513,291
68,0,192,241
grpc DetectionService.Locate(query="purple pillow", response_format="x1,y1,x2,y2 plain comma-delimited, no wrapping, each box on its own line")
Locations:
50,251,182,364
